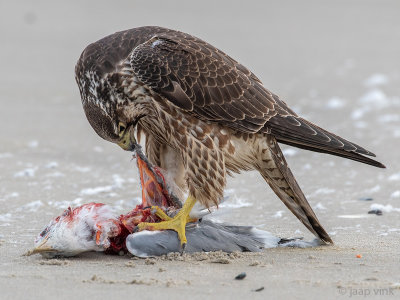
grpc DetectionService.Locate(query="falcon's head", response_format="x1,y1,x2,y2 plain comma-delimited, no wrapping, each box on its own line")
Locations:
75,41,143,152
26,203,120,258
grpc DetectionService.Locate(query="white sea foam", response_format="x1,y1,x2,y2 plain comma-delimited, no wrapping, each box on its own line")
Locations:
279,238,323,248
313,202,326,210
352,88,390,120
5,192,19,199
28,140,39,148
366,185,381,194
313,188,335,196
112,174,126,188
282,148,298,157
48,198,83,209
370,203,400,213
351,108,368,120
80,185,113,195
273,211,284,218
19,200,43,212
14,167,37,177
338,214,369,219
363,73,389,87
0,213,12,222
326,97,346,109
219,196,252,209
359,88,389,106
388,173,400,181
391,191,400,198
45,161,58,169
74,166,91,173
377,114,400,123
80,174,128,196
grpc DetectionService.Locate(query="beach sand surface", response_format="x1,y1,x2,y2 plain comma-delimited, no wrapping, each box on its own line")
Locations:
1,1,399,299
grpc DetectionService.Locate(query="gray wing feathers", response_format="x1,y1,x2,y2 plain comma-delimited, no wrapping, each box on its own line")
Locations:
126,220,279,257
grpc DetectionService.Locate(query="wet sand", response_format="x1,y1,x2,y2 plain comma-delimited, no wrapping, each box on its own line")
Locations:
1,1,400,299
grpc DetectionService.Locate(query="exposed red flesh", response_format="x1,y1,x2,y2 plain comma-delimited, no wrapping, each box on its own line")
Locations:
105,147,180,254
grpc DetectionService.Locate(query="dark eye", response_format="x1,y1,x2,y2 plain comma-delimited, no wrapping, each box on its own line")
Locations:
118,122,126,135
40,227,49,237
61,207,72,217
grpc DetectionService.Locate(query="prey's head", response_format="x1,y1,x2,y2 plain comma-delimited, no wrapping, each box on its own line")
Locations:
26,203,119,258
75,42,144,151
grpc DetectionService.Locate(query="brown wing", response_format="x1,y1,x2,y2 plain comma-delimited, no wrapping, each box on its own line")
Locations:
128,29,385,168
129,33,283,133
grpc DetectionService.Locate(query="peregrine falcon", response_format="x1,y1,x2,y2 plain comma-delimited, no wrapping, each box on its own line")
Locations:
75,26,385,248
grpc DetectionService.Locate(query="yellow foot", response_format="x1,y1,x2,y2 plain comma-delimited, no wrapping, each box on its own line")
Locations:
137,196,197,248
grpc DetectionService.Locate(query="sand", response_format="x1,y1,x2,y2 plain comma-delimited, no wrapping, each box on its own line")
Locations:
1,0,400,299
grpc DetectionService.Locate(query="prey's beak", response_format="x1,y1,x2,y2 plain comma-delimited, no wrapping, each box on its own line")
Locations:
118,126,136,151
24,239,55,256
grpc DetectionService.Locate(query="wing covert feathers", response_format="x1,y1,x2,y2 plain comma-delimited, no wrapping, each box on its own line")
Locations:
126,27,384,168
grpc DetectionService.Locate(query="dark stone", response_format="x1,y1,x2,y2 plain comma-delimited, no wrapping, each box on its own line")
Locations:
235,272,246,280
359,197,373,201
368,209,383,215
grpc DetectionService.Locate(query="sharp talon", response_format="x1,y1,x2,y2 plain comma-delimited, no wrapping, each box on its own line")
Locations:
142,206,151,210
180,243,186,255
150,206,172,221
136,197,196,249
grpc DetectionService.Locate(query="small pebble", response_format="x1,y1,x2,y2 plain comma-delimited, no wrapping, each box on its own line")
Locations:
364,277,378,281
235,272,246,280
356,254,362,258
254,287,264,292
359,197,373,201
368,209,382,216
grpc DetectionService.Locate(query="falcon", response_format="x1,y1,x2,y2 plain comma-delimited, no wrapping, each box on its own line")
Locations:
75,26,385,248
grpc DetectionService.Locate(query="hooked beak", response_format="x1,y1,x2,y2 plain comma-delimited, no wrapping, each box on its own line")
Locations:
24,239,56,256
118,126,137,151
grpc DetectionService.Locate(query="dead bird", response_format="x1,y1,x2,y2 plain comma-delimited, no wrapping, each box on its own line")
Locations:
26,145,313,258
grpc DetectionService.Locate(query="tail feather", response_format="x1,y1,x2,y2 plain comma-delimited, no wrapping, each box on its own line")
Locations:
268,116,386,168
277,137,386,168
259,136,333,244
